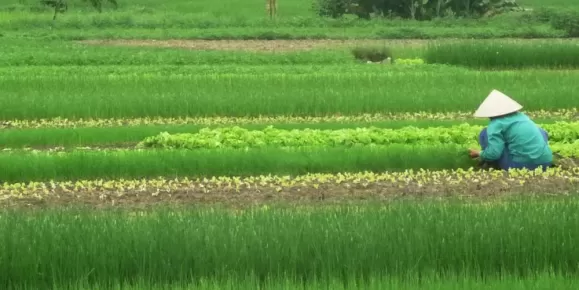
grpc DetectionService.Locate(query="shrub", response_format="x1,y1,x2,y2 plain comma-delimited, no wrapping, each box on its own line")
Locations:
549,9,579,37
351,46,393,63
313,0,522,20
312,0,349,18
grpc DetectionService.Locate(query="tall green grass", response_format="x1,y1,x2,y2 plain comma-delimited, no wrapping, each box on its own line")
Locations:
46,274,579,290
0,146,475,182
519,0,574,7
4,39,578,67
0,40,359,66
6,25,561,40
2,201,579,288
424,41,579,69
0,120,490,148
0,64,440,76
2,69,578,119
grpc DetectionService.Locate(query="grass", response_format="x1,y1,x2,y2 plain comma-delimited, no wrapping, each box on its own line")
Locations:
424,41,579,69
520,0,571,6
6,25,563,40
44,274,579,290
0,11,563,40
2,200,579,288
0,0,574,41
3,39,579,67
0,40,360,66
45,273,579,290
0,146,478,182
0,0,572,39
2,68,579,120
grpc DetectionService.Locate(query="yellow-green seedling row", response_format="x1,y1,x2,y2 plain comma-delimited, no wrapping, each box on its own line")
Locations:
4,167,579,197
1,109,577,129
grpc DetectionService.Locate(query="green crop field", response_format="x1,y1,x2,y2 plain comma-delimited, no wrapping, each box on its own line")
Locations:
1,0,579,288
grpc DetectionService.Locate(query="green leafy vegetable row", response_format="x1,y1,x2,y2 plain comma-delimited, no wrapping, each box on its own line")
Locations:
137,122,579,149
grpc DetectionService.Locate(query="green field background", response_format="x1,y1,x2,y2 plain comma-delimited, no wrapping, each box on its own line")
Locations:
1,0,578,288
0,0,573,39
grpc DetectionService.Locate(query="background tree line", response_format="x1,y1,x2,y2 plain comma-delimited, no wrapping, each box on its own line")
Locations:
313,0,521,20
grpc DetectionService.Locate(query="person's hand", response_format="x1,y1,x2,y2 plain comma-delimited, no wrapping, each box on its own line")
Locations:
468,149,480,158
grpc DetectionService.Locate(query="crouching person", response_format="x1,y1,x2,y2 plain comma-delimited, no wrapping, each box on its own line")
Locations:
468,90,553,171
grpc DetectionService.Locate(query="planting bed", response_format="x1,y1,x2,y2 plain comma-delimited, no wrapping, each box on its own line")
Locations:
0,38,578,207
4,168,579,209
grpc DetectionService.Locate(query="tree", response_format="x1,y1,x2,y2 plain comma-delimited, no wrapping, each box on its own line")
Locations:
40,0,119,20
39,0,67,20
83,0,118,13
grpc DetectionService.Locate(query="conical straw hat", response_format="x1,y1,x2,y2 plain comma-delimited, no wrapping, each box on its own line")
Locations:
473,90,523,118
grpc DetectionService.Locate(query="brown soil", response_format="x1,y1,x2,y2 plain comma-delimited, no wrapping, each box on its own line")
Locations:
78,39,430,52
78,38,579,52
2,172,578,210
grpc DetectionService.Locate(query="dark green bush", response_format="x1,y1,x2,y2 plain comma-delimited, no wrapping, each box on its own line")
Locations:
526,8,579,37
313,0,522,20
351,46,393,63
312,0,349,18
549,10,579,37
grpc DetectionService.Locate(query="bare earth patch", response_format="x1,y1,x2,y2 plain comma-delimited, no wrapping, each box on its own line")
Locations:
78,39,431,52
79,38,579,52
2,171,578,210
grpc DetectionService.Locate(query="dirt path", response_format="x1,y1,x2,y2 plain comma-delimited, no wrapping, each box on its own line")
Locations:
79,39,431,52
78,38,579,52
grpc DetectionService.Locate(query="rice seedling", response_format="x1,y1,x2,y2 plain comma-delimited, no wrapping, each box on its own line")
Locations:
2,69,578,119
45,273,579,290
0,145,479,182
0,63,435,78
424,41,579,69
0,143,576,182
0,41,356,66
2,200,579,288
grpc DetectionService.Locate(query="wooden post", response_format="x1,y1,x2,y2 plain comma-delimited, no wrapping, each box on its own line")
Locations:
266,0,277,19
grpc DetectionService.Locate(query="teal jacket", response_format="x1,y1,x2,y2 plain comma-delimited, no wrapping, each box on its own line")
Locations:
480,112,553,164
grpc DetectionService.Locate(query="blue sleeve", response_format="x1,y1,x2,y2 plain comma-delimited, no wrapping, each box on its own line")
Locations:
480,122,505,161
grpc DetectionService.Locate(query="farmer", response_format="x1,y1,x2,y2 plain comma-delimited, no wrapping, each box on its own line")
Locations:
468,90,553,171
